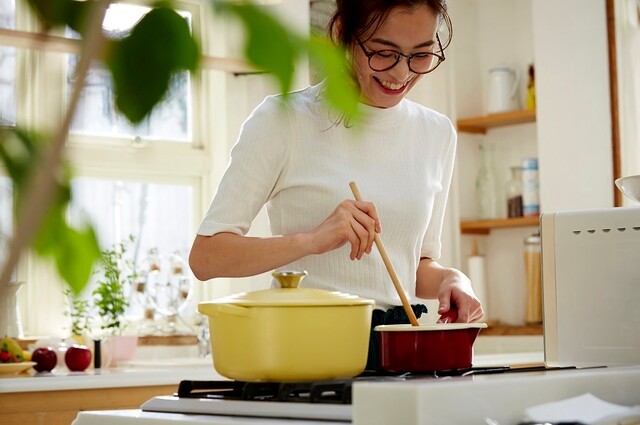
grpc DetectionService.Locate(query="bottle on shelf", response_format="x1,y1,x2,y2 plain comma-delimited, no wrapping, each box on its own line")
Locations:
526,64,536,111
476,142,502,219
521,158,540,217
506,166,523,218
524,231,542,324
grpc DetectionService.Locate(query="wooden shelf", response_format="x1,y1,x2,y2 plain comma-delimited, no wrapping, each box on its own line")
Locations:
460,216,539,234
482,321,543,336
457,109,536,134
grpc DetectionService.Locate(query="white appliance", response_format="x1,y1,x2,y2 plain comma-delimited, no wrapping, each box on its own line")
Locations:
541,205,640,367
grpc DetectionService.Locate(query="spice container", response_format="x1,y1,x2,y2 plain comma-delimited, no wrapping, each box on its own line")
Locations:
524,232,542,324
522,158,540,217
506,166,523,218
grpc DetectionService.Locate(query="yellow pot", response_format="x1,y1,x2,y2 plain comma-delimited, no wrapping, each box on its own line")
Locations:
198,270,375,382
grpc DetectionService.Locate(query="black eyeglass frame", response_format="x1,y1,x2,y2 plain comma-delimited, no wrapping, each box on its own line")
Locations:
356,33,446,75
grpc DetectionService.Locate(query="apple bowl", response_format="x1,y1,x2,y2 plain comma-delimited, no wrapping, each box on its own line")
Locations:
615,175,640,203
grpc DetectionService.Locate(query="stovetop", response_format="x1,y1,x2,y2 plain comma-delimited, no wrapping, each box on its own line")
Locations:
141,366,558,422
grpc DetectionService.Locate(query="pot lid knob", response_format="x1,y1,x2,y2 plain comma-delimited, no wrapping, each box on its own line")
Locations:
272,270,308,289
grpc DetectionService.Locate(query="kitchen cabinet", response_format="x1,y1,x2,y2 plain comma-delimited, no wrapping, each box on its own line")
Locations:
1,384,177,425
0,360,219,425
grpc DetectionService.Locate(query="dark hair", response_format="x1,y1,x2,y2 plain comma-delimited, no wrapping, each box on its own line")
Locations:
327,0,452,50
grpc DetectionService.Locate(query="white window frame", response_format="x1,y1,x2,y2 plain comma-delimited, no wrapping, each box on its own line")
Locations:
0,0,226,336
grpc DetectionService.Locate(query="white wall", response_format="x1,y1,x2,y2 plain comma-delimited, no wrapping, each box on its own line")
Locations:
533,0,614,212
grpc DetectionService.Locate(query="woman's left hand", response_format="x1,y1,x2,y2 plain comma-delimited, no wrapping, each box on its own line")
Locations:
435,271,484,323
416,258,484,323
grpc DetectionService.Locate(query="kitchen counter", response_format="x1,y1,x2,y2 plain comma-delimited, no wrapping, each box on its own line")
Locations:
70,365,640,425
0,352,544,425
0,351,544,394
0,357,221,393
0,358,222,425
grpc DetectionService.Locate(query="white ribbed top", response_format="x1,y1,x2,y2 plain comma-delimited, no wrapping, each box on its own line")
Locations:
197,83,457,309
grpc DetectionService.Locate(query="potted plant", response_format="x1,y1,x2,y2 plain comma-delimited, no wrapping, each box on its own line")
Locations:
64,287,92,345
92,237,138,366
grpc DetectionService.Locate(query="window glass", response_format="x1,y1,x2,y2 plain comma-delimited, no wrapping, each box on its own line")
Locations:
0,0,16,126
70,178,193,261
0,175,12,273
69,178,195,324
68,4,192,141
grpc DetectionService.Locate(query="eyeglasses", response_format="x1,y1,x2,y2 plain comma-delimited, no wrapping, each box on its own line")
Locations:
356,34,446,75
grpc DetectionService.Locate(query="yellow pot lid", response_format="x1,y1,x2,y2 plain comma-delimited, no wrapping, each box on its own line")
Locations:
207,270,375,307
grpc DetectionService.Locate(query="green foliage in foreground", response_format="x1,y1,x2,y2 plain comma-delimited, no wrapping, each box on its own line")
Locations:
1,0,359,295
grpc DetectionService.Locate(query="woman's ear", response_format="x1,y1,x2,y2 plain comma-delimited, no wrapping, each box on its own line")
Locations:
329,17,341,43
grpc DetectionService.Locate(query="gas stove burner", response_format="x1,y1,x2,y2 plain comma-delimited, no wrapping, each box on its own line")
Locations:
174,366,518,406
177,378,361,404
142,366,573,421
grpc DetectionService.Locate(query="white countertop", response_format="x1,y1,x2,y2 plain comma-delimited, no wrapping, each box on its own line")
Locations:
70,365,640,425
0,351,543,394
0,357,223,393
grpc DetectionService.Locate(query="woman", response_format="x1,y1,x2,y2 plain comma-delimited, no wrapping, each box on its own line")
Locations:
189,0,483,366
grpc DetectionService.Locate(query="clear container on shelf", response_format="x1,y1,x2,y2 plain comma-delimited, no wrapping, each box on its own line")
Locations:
522,157,540,217
476,143,501,219
524,231,542,324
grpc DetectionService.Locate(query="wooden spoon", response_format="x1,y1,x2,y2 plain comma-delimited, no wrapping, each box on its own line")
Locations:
349,181,420,326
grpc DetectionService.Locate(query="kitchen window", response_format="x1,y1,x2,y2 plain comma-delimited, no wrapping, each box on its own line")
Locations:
0,0,216,336
0,0,15,126
67,3,192,142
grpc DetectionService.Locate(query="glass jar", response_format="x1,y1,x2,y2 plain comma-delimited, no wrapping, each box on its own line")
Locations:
506,166,523,218
523,232,542,324
476,143,501,219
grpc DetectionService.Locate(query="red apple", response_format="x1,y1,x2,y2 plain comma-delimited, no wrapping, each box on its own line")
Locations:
65,345,92,372
32,347,58,372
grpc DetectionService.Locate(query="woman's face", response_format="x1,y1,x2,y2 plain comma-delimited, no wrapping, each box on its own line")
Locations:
353,6,439,109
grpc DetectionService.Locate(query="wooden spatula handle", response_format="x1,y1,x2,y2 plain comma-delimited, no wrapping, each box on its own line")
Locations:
349,181,420,326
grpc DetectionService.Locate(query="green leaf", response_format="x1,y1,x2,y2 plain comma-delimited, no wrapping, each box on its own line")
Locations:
26,0,93,34
307,36,360,121
33,182,101,295
215,2,298,95
0,128,101,295
107,7,200,123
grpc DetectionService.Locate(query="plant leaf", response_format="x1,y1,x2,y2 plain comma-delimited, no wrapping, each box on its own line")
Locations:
307,36,360,121
26,0,93,34
0,128,101,295
107,7,200,123
215,2,297,95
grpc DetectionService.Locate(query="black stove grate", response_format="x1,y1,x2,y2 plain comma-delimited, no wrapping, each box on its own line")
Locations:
177,378,362,404
174,365,564,405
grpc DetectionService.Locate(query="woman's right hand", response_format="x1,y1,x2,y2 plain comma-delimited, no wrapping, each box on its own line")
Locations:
306,199,381,261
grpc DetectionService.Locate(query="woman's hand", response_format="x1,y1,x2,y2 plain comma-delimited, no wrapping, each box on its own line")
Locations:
416,258,484,323
435,271,484,323
306,199,381,260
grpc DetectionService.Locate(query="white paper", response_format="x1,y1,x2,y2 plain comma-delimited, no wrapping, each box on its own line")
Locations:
523,393,637,424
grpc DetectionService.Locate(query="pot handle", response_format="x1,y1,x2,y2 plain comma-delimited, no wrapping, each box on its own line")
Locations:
198,303,251,318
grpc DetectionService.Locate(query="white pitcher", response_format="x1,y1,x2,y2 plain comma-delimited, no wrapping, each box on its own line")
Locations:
0,281,25,338
487,66,520,114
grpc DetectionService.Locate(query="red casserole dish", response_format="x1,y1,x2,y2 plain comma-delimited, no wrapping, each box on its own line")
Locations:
376,322,488,373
